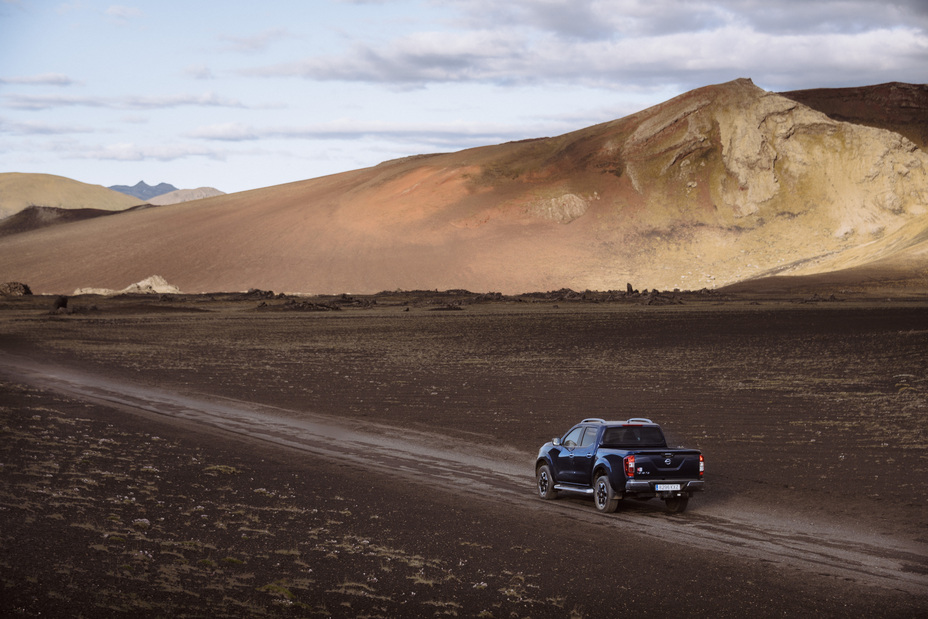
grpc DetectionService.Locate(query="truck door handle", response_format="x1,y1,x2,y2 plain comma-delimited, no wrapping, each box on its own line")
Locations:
585,453,593,458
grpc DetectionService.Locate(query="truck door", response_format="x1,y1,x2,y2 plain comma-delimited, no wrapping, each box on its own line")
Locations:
570,427,598,484
554,426,584,482
558,427,597,484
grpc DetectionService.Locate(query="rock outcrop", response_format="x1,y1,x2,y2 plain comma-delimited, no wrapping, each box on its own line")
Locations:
73,276,181,296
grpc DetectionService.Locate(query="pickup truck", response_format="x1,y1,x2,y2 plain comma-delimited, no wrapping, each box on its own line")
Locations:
535,418,704,513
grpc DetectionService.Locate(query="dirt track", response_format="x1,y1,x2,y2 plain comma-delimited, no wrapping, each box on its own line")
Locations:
1,292,927,616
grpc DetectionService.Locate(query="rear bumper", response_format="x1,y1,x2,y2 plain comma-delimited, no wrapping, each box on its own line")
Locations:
625,479,704,494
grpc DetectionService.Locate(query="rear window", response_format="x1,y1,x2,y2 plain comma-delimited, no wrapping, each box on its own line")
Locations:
601,425,666,448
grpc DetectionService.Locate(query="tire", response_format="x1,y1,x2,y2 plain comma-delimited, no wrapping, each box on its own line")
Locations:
594,475,619,513
537,464,558,500
665,495,689,513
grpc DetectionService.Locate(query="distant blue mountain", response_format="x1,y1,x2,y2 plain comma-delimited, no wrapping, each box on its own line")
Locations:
109,181,178,201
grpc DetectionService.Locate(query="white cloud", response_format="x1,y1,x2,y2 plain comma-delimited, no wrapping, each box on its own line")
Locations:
189,122,259,141
121,92,250,109
0,73,76,86
77,142,225,162
239,19,927,90
188,118,571,150
448,0,928,37
219,28,292,53
104,5,143,22
185,65,215,80
3,91,253,111
0,118,96,135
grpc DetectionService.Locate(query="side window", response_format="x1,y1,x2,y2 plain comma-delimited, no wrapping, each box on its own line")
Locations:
562,427,583,448
578,427,597,448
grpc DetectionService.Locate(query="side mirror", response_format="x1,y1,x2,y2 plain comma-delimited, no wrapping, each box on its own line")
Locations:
552,438,560,446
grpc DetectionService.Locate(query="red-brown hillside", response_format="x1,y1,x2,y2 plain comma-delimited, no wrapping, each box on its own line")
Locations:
1,79,927,295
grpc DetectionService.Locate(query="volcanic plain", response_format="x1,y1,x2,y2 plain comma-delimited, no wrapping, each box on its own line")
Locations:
1,289,926,617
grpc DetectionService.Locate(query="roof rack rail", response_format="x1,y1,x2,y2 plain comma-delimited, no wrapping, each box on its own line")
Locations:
581,417,606,424
626,417,653,424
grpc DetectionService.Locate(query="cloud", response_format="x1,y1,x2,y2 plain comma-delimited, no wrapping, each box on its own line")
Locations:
0,73,76,86
0,118,96,135
119,92,250,109
104,5,143,22
449,0,705,40
218,28,292,53
185,65,215,80
2,91,253,111
239,29,529,84
188,118,568,150
449,0,928,37
76,142,225,162
239,0,927,91
189,122,261,141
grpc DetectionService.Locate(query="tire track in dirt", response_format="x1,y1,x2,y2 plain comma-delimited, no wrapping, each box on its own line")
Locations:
2,350,926,597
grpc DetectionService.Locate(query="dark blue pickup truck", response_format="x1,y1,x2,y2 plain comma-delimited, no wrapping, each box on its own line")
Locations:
535,418,704,513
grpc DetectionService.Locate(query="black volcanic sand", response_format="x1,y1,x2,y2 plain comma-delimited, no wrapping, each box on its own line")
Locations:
1,291,927,617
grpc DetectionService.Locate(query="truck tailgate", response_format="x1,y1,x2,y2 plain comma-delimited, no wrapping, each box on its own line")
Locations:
632,450,702,479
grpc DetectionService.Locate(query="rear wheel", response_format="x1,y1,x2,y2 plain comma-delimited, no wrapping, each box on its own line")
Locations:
665,495,689,513
594,475,619,513
537,464,558,500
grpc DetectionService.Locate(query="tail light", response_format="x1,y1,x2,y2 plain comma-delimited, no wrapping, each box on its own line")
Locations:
699,454,705,477
624,455,635,478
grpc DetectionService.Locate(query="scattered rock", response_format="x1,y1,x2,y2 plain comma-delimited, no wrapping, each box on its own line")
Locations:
643,290,683,306
800,293,843,303
0,281,32,296
246,288,276,299
257,299,341,312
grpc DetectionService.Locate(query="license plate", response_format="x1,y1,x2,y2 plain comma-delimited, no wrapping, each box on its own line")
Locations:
656,484,681,492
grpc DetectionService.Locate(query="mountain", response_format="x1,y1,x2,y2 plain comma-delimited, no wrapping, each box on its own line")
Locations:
1,78,927,295
109,181,178,201
0,173,143,221
148,187,225,206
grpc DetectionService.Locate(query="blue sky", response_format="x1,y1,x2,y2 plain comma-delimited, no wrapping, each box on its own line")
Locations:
1,0,926,194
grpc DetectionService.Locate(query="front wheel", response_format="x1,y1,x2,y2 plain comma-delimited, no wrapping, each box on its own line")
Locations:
665,495,689,513
537,464,558,500
594,475,619,513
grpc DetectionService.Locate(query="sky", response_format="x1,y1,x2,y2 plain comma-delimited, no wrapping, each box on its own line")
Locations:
1,1,926,194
